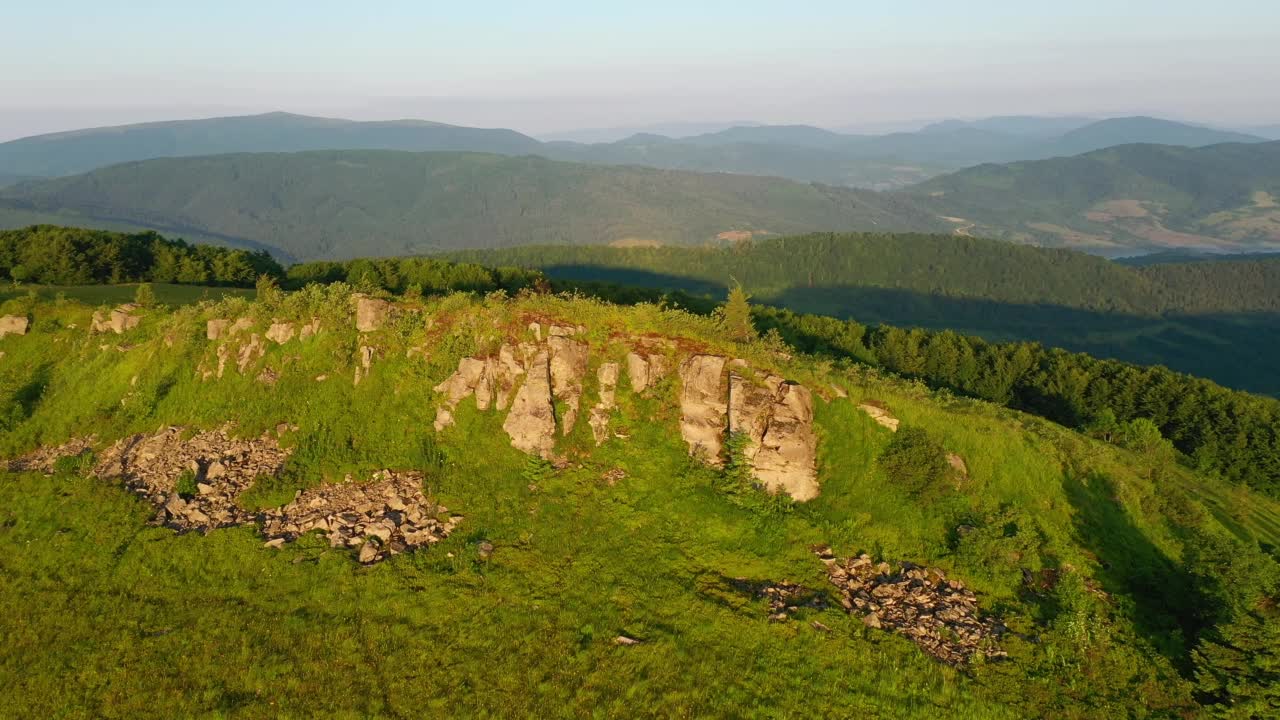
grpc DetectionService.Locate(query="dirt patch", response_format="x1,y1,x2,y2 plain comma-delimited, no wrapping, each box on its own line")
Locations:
1085,199,1153,222
1253,191,1277,209
1025,222,1117,247
715,229,771,242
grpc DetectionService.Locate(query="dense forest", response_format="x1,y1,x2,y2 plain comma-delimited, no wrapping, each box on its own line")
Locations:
285,256,544,294
0,226,282,287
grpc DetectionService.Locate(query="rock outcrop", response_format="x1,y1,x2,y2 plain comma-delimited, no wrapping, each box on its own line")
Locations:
858,402,899,432
355,296,392,332
678,355,729,462
91,304,141,335
817,548,1006,665
752,383,819,501
0,315,29,337
548,336,588,434
626,352,668,394
588,362,620,445
503,350,557,457
266,322,295,345
206,319,230,340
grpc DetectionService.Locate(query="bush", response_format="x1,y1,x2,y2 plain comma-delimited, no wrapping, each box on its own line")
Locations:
878,426,952,498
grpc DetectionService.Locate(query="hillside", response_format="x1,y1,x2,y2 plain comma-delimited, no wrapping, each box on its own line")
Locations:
0,151,945,261
1,286,1277,717
912,141,1280,252
0,112,543,177
1042,116,1263,158
448,234,1280,394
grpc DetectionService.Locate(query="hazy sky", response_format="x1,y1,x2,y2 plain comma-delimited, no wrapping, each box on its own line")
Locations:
2,1,1278,140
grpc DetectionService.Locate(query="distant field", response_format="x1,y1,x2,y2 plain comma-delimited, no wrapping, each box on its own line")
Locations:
0,283,254,307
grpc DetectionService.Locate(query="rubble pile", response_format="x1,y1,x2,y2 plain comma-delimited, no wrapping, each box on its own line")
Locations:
817,547,1006,664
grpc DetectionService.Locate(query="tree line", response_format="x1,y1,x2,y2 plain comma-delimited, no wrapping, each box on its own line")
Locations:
0,225,282,287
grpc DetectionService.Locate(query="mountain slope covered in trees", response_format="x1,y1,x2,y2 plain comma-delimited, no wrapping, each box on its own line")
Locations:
912,141,1280,252
0,151,946,261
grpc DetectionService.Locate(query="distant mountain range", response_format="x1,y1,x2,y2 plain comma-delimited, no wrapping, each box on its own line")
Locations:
2,139,1277,260
0,112,1267,191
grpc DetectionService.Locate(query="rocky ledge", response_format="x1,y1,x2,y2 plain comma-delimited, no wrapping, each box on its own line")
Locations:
817,547,1006,665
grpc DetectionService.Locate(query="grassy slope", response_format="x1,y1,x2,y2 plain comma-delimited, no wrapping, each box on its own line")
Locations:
0,151,946,261
1,289,1275,717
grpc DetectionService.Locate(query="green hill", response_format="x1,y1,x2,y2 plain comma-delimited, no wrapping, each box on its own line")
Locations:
0,112,543,177
912,141,1280,252
1044,117,1264,158
0,151,946,261
1,284,1277,718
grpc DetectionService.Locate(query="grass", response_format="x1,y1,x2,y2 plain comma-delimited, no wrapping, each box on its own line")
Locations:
0,287,1270,717
0,282,254,307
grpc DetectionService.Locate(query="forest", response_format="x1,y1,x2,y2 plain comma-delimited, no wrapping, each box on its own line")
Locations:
0,225,282,287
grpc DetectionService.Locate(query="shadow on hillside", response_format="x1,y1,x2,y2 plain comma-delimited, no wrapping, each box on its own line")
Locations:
538,267,1280,395
1062,468,1204,670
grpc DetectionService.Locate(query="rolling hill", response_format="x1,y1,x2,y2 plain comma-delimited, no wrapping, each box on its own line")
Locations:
0,151,946,261
912,141,1280,252
0,112,543,177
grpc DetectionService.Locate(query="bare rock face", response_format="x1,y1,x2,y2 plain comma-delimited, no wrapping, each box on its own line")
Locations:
503,349,557,457
433,357,488,430
230,318,253,335
626,352,669,395
858,402,899,432
0,315,29,337
678,355,728,462
91,305,141,335
206,319,230,340
432,346,529,431
236,334,265,374
265,322,296,345
588,362,620,445
300,317,321,339
548,337,589,435
355,296,392,332
752,383,819,501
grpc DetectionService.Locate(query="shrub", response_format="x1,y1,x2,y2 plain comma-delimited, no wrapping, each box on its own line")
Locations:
878,426,952,498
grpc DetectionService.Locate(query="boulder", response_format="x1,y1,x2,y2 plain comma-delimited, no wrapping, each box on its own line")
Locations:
432,357,488,430
91,305,141,335
0,315,29,337
236,334,265,374
230,318,253,335
300,317,321,339
206,319,230,340
355,296,392,332
548,337,589,435
266,322,296,344
678,355,728,462
353,345,376,385
503,350,557,457
626,352,668,395
752,383,819,501
588,362,620,445
858,403,900,432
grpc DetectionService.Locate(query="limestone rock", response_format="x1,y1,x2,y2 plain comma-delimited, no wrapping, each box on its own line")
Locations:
588,362,620,445
91,305,141,335
503,350,557,457
230,318,253,335
206,319,230,340
548,337,589,435
0,315,29,337
236,334,264,374
858,403,899,432
300,317,321,339
266,322,295,345
752,383,819,501
355,296,392,332
678,355,728,462
626,352,668,395
353,345,376,385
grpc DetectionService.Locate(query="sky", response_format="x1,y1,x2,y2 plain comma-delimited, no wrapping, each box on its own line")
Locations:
1,0,1278,141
